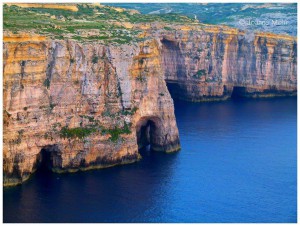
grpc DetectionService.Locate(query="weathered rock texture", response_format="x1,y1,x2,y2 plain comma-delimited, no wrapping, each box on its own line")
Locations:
3,20,297,186
157,26,297,101
3,35,180,186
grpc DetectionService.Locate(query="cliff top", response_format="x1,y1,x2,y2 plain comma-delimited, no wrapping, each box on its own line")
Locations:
3,3,296,44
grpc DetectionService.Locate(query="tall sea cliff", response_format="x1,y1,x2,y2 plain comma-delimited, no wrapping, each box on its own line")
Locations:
3,3,297,186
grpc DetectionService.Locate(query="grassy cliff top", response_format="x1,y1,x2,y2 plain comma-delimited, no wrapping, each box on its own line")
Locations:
4,3,296,44
3,3,196,44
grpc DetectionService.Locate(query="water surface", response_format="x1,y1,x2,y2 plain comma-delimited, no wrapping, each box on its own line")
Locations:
3,97,297,223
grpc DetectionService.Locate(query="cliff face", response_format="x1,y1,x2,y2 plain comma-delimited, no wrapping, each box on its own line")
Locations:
3,35,180,186
3,4,297,186
158,26,297,101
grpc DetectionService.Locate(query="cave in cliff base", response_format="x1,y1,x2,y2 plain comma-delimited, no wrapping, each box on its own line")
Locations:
165,82,184,100
136,117,160,152
231,86,248,99
36,145,61,173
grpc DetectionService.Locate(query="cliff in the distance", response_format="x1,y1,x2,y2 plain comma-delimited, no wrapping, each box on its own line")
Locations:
157,25,297,101
3,4,297,186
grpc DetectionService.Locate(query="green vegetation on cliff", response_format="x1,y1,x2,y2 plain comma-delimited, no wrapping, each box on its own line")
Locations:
60,126,97,140
193,69,207,79
102,123,132,142
59,120,132,143
3,3,195,44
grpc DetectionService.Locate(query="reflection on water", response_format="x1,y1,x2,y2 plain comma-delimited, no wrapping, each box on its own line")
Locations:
4,97,297,223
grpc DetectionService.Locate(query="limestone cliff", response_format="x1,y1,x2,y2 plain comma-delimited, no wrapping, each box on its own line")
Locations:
3,4,297,186
157,25,297,101
3,35,180,186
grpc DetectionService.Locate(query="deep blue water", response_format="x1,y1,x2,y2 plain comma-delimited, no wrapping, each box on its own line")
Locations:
3,97,297,223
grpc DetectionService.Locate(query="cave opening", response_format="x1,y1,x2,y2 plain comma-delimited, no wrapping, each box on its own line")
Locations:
231,86,247,99
39,148,52,172
136,117,160,154
35,145,61,173
165,81,184,101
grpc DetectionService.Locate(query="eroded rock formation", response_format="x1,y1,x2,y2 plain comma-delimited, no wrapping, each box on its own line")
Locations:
3,4,297,186
3,35,180,186
158,26,297,101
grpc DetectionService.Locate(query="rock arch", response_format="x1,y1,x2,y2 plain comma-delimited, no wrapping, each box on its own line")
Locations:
136,116,161,151
135,115,180,153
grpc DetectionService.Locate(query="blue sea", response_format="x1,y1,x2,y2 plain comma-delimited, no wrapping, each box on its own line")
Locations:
3,97,297,223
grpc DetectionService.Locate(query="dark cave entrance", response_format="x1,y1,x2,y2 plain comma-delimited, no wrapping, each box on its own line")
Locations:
165,81,184,101
231,86,248,99
136,117,161,153
36,145,61,173
39,149,52,172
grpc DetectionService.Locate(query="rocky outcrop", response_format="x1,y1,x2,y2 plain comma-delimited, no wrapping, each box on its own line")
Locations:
3,34,180,186
3,5,297,186
157,26,297,101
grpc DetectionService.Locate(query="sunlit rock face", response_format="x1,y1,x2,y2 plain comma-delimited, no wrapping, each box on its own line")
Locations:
3,35,180,186
3,20,297,186
159,28,297,101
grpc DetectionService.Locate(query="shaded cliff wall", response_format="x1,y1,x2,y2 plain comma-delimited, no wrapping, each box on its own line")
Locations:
3,35,180,186
160,29,297,101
